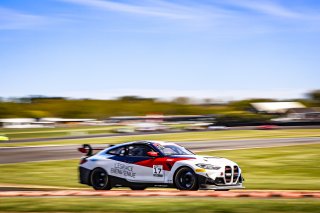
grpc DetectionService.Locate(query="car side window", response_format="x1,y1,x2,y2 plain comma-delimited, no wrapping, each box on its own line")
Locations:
127,145,153,157
106,146,126,156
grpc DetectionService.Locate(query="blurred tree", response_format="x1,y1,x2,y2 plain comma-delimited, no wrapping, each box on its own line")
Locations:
215,112,274,126
0,93,314,120
30,96,66,103
28,110,52,118
230,99,275,111
117,96,155,102
307,90,320,104
203,98,213,105
173,97,191,105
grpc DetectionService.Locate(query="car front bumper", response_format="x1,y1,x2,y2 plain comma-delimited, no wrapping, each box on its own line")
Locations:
200,184,244,190
197,174,245,190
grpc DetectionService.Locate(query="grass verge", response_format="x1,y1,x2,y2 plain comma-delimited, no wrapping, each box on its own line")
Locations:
0,126,121,139
0,197,319,213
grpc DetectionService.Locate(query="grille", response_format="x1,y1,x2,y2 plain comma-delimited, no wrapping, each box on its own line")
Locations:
233,166,239,183
225,166,232,183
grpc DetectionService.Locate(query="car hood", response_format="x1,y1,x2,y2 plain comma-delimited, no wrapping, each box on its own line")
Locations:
195,155,237,166
169,155,237,166
190,155,237,166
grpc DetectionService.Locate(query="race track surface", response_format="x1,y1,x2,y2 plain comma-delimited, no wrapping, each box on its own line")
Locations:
0,137,319,164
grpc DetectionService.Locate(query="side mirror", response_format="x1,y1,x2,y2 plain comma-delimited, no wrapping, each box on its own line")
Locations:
147,151,159,157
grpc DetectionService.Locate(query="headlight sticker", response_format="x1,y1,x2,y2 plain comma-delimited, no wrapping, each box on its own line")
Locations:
196,163,221,170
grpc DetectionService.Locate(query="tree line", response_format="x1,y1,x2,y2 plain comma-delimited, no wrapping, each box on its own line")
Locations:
0,90,319,123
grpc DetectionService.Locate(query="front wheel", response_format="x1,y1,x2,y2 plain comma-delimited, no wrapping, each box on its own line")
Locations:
174,167,199,190
90,168,112,190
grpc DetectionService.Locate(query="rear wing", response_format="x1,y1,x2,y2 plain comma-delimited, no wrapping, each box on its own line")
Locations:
78,144,113,157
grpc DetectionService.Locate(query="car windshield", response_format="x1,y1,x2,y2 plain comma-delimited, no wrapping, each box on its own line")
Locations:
154,144,194,156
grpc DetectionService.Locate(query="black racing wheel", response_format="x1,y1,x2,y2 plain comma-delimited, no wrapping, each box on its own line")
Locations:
174,167,199,190
90,168,112,190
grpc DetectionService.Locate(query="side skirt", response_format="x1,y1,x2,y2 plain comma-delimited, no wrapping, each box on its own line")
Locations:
109,175,174,189
79,167,174,189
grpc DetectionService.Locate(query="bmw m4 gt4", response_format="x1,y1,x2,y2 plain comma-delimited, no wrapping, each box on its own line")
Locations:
78,141,244,191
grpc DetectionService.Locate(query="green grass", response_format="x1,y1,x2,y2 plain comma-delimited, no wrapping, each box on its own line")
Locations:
0,125,119,134
0,126,122,139
201,143,320,190
0,197,319,213
0,143,319,190
0,159,82,188
1,129,320,147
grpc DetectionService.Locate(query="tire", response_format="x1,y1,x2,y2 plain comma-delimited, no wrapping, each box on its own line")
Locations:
90,168,112,190
130,186,147,190
174,167,199,190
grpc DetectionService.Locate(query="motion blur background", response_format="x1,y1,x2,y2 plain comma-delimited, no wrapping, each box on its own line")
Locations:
0,0,320,212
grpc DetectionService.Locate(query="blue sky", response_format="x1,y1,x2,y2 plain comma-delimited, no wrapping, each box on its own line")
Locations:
1,0,319,100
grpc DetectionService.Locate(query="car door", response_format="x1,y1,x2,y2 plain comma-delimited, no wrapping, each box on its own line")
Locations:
125,144,165,183
104,145,134,181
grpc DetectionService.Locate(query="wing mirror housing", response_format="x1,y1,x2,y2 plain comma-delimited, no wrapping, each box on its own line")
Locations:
147,151,159,157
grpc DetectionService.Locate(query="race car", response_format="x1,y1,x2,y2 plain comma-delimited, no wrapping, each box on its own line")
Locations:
78,141,244,191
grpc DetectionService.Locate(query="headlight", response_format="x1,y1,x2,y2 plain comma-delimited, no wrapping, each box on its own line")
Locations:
196,163,221,170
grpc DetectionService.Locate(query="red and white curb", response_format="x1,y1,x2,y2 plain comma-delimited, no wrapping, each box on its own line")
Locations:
0,190,320,198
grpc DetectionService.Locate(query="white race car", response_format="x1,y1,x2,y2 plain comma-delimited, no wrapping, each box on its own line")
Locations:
78,141,244,190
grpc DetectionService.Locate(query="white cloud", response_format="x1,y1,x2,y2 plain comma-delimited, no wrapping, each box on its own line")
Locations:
220,0,316,19
60,0,199,20
1,1,319,34
0,7,47,30
58,0,320,34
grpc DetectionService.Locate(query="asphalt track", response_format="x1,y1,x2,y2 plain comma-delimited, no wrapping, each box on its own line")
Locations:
0,137,319,164
0,190,319,198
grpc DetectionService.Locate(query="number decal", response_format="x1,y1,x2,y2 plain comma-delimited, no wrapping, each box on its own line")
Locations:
153,165,164,177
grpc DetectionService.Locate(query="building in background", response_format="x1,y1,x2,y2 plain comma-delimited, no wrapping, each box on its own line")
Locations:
0,118,54,128
250,102,306,114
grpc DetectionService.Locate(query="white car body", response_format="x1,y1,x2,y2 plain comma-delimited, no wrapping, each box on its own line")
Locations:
79,141,244,190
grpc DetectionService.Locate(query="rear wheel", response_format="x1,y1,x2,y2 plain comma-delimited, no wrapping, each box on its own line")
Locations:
174,167,199,190
90,168,112,190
